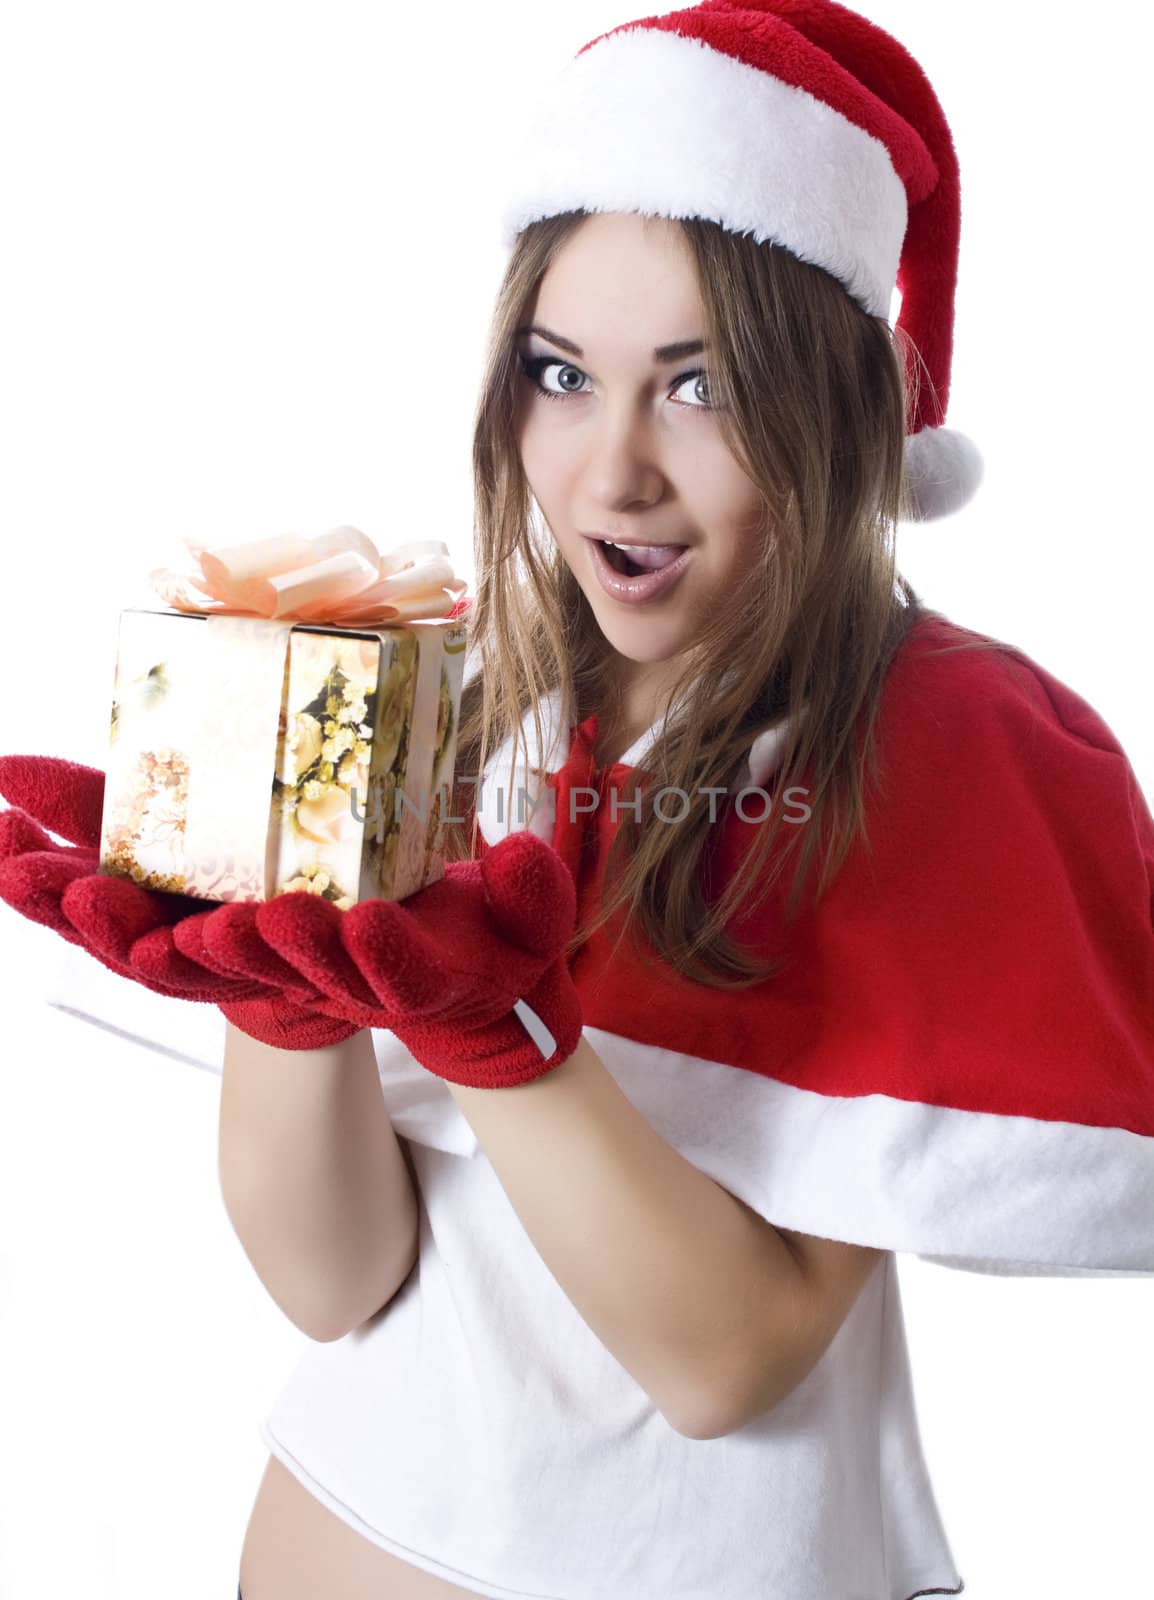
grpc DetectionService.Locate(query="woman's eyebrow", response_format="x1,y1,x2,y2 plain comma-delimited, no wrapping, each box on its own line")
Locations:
516,324,708,363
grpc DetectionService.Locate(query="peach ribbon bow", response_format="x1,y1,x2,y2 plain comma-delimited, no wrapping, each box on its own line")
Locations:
150,526,468,625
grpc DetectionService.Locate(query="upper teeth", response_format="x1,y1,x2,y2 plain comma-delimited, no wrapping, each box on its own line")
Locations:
606,541,668,552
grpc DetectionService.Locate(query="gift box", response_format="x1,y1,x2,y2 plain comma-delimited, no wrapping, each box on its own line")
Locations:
98,527,470,909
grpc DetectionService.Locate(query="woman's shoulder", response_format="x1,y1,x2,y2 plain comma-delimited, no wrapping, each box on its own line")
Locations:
856,612,1154,909
880,610,1135,766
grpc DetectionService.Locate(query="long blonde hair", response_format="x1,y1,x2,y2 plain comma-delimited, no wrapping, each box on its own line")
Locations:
444,210,1012,988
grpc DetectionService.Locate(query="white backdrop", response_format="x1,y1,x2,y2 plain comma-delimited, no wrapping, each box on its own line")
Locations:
0,3,1151,1597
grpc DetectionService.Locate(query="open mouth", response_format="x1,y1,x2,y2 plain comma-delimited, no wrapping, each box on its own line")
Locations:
598,540,686,577
602,541,644,577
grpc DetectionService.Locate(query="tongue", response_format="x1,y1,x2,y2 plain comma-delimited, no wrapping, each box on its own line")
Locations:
617,544,686,572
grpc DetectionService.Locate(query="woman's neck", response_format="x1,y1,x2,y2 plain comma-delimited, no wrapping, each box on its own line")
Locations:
591,716,648,772
589,665,681,769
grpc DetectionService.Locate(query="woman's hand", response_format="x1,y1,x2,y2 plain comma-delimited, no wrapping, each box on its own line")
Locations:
235,830,585,1088
0,753,359,1050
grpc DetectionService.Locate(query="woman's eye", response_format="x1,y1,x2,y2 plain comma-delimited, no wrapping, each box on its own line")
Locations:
671,371,714,408
518,355,714,409
520,356,589,399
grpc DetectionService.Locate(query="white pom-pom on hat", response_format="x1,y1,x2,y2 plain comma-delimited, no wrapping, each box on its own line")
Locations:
904,426,985,522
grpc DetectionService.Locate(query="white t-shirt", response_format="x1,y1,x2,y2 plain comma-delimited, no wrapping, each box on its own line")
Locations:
259,1020,964,1600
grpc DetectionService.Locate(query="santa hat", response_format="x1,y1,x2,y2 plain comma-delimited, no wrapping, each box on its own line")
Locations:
497,0,983,522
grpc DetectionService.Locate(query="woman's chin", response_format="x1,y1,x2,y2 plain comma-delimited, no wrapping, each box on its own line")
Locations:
586,609,694,666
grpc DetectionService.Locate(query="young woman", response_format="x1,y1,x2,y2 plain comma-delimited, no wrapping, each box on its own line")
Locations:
0,3,1150,1597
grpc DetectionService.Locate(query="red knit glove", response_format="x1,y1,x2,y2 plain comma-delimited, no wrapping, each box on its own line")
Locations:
0,754,358,1051
224,830,586,1088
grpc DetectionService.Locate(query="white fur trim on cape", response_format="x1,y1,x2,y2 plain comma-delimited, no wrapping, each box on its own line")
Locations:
590,1026,1154,1276
497,26,908,321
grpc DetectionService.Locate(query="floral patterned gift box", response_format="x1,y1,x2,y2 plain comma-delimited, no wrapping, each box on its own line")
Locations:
98,527,469,909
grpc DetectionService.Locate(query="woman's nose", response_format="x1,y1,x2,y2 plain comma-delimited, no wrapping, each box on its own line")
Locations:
580,404,666,501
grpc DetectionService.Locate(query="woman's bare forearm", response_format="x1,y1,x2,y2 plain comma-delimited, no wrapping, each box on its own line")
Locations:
218,1022,419,1342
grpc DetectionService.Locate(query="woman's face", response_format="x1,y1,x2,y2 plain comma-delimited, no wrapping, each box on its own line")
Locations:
514,211,766,721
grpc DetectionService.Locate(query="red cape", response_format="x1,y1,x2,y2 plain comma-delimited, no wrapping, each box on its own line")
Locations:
479,615,1154,1275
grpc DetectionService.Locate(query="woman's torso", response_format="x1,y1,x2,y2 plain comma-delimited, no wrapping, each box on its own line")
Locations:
240,1452,485,1599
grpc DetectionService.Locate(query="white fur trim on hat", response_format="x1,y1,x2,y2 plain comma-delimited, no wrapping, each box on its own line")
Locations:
498,26,907,322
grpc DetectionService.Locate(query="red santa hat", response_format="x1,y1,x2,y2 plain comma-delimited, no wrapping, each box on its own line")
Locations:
496,0,983,522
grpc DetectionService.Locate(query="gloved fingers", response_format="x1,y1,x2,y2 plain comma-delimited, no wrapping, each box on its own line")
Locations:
336,859,562,1023
176,901,330,1005
254,892,391,1014
479,831,577,959
0,820,261,1002
0,840,202,1002
0,805,101,871
0,848,108,939
339,892,473,1019
127,922,269,1000
0,805,63,863
58,871,165,965
0,806,221,945
0,755,106,850
63,931,204,1000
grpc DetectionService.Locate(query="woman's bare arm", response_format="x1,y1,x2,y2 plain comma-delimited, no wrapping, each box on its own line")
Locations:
218,1022,419,1342
445,1034,881,1439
